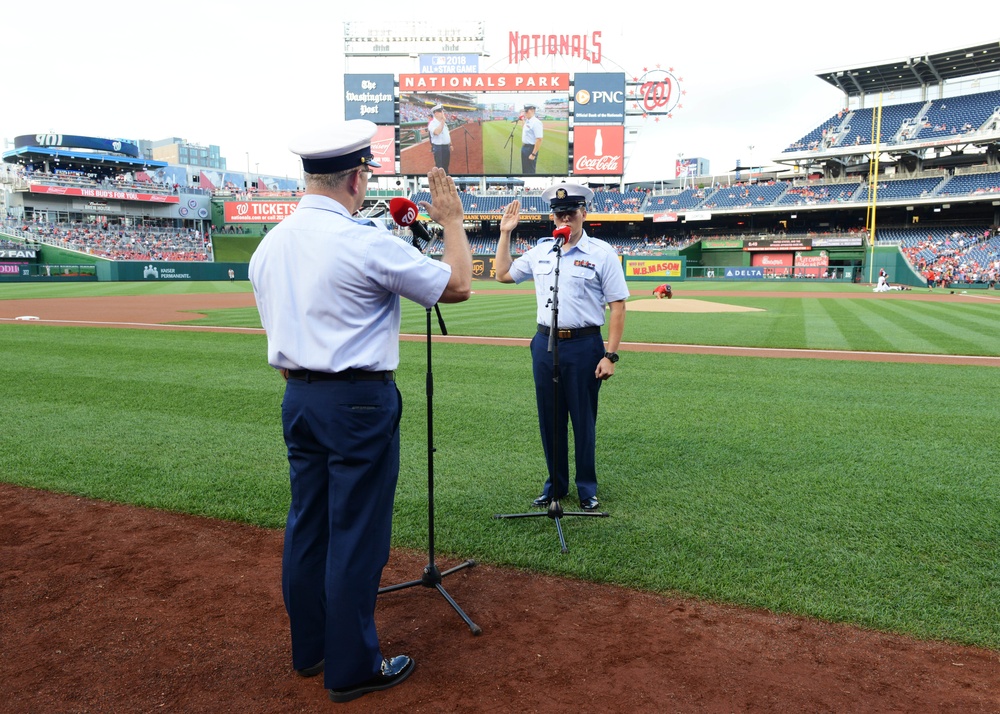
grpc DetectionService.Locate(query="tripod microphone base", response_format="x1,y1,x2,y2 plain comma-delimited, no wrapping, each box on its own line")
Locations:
492,499,610,553
379,560,482,635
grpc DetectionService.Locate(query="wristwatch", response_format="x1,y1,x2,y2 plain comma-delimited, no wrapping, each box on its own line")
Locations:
604,351,619,363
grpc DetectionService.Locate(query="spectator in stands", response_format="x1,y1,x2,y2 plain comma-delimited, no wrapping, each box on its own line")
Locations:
493,185,629,512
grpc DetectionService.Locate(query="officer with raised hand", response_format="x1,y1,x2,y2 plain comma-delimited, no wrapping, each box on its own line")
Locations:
494,184,629,512
249,119,471,704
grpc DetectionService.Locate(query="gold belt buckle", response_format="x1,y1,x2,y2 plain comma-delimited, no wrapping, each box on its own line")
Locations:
557,329,573,339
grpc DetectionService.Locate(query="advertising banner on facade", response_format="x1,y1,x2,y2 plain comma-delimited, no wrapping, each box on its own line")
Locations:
400,73,570,92
624,258,683,278
370,125,397,176
794,250,829,277
419,54,479,74
744,237,812,251
29,185,179,204
573,73,625,124
752,252,794,276
344,74,396,124
572,125,623,175
224,201,298,223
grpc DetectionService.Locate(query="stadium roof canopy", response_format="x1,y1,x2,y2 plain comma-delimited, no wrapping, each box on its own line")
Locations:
2,146,166,172
816,40,1000,96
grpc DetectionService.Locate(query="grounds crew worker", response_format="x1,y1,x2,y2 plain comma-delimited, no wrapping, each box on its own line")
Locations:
493,184,629,511
249,120,471,704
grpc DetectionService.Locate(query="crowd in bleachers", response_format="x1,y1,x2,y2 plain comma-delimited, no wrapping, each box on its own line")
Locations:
16,167,178,194
399,173,1000,220
785,89,1000,152
1,218,212,261
880,226,1000,286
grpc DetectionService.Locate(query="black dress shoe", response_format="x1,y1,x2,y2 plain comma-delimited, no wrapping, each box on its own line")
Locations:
580,496,600,511
296,659,324,677
532,495,550,508
328,655,415,703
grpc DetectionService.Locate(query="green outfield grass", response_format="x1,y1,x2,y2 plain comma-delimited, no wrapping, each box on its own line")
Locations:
2,280,998,354
1,284,998,648
211,235,263,262
481,119,569,175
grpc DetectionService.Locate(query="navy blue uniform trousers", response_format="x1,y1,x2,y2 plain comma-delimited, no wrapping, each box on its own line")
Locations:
280,377,402,690
530,331,604,502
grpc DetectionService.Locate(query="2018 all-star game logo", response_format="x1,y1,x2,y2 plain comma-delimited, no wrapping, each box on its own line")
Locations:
627,65,685,120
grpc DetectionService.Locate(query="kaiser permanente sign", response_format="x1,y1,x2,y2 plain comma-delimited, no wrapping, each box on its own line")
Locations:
224,200,298,223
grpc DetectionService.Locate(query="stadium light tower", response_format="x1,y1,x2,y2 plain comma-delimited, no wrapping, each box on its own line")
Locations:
748,145,755,184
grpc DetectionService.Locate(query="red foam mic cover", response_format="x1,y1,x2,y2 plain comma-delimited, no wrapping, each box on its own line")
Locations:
389,197,419,227
553,225,572,241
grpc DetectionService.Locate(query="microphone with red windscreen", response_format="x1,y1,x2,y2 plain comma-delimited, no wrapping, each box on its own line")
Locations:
389,197,432,245
552,225,572,248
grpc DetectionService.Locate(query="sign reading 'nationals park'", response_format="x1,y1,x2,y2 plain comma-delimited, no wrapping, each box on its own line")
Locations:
399,74,570,91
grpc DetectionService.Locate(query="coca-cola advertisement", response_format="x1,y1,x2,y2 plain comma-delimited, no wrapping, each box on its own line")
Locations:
573,125,623,176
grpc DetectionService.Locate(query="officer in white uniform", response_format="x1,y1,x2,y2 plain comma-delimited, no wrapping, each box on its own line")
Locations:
429,104,452,172
249,120,471,704
520,103,544,174
493,184,629,511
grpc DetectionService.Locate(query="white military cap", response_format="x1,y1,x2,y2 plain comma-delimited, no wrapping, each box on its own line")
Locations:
523,103,537,110
289,119,381,173
541,183,594,211
431,104,444,112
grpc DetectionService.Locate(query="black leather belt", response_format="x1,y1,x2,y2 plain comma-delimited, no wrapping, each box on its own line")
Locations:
537,324,601,339
284,369,394,382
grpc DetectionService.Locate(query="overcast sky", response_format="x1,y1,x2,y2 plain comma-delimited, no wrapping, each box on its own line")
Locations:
3,2,997,185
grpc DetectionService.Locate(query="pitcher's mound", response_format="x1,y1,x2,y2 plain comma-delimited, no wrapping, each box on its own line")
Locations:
629,298,764,313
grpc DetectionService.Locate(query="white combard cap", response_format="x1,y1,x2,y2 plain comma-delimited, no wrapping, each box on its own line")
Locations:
289,119,381,173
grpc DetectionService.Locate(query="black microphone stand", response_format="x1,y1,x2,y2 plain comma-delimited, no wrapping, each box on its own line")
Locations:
378,230,480,635
503,117,520,175
452,124,472,175
492,236,609,554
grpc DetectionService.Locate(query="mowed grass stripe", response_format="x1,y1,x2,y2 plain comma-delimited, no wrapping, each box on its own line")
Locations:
802,298,852,350
911,300,1000,338
874,300,999,355
835,299,937,353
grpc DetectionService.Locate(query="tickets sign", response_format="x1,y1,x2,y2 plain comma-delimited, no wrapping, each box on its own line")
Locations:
224,201,298,223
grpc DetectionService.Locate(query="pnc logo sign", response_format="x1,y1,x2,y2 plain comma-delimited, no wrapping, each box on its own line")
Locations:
575,89,624,105
596,90,623,103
